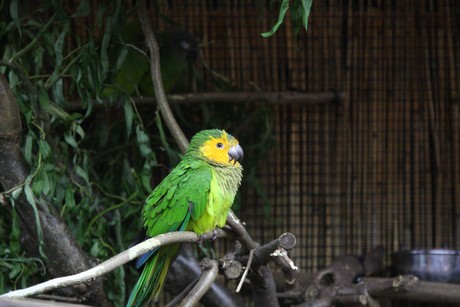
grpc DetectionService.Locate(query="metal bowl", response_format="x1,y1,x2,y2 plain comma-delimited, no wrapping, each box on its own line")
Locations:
391,249,460,283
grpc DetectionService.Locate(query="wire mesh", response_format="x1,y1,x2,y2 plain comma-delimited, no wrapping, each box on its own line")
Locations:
151,0,460,305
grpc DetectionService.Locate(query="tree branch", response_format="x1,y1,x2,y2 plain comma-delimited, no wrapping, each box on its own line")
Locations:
136,0,189,153
0,231,219,300
66,91,344,111
167,243,244,307
179,259,219,307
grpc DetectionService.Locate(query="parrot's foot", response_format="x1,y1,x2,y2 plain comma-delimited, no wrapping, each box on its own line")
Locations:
198,228,218,243
210,228,218,240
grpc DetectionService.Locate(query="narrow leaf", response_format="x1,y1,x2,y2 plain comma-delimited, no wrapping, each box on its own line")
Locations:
65,185,76,209
72,0,90,17
24,133,33,165
74,165,90,185
9,0,21,37
64,131,78,148
24,183,46,258
10,208,21,254
261,0,290,38
123,100,134,137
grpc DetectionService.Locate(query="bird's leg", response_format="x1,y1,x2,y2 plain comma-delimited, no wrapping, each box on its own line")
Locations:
198,228,218,243
210,227,218,241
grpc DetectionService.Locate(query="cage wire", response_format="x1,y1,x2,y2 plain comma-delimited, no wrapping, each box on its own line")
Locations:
147,0,460,305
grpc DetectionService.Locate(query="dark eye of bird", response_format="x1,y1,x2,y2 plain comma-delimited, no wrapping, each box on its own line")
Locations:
216,142,224,149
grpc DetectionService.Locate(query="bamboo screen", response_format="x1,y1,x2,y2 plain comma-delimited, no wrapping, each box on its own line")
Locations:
150,0,460,273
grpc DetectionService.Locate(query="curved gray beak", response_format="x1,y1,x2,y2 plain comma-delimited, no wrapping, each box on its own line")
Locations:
228,144,244,164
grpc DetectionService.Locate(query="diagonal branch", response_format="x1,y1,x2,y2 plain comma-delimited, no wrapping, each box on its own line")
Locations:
136,0,189,153
0,231,219,300
179,259,219,307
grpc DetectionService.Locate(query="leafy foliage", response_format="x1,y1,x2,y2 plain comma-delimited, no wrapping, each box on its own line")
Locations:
261,0,313,38
0,1,275,305
0,1,157,304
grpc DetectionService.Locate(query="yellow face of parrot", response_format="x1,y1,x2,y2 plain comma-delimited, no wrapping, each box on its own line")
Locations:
199,130,244,166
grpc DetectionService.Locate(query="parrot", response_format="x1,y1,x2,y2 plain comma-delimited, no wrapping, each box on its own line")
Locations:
127,129,244,306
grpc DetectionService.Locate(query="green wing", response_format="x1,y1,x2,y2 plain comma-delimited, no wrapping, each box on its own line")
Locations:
143,161,212,237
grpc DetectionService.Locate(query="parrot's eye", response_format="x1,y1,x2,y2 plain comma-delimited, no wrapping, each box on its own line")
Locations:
216,142,224,149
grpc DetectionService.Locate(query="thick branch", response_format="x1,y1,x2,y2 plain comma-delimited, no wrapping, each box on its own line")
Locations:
226,210,258,250
0,231,218,299
364,275,460,304
136,0,189,153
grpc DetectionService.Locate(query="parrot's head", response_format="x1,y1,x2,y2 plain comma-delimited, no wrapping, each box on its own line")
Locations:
187,129,244,167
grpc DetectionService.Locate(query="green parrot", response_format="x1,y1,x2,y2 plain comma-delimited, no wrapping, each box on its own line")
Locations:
127,129,244,306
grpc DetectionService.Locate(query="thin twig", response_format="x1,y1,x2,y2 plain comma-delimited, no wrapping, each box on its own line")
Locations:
236,248,255,293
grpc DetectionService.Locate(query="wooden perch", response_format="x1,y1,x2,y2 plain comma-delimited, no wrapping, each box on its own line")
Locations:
179,259,219,307
160,91,343,105
0,231,219,300
363,275,460,304
67,91,344,111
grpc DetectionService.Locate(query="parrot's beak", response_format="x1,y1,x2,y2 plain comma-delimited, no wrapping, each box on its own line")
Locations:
228,144,244,164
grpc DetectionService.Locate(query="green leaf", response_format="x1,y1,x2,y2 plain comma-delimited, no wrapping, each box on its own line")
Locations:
9,0,21,37
75,124,85,139
24,183,46,258
64,131,78,148
54,27,67,68
123,100,134,137
141,164,152,192
24,133,33,165
10,208,21,255
100,17,112,79
96,3,107,29
116,46,128,70
261,0,290,38
291,0,313,35
72,0,90,17
38,139,52,160
74,165,90,186
32,173,44,195
9,264,22,280
38,87,49,109
65,185,76,209
135,125,153,158
53,78,64,105
90,241,100,257
11,186,23,199
44,103,71,120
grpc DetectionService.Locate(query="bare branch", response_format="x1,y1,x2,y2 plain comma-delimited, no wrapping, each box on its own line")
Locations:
226,210,258,250
136,0,189,153
179,259,219,307
66,91,344,111
0,231,219,299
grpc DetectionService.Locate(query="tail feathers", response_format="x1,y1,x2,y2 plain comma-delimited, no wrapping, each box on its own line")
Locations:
127,246,179,307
